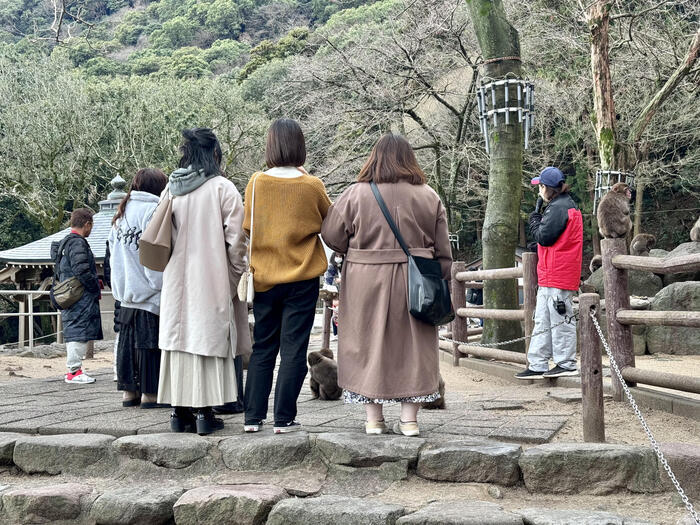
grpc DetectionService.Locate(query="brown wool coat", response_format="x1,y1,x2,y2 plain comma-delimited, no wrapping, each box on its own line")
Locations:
321,182,452,399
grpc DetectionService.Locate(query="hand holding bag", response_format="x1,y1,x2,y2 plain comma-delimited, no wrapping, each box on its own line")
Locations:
139,190,173,272
370,182,455,326
237,175,257,303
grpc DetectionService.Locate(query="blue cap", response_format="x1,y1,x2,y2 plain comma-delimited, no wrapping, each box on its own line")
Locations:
531,167,565,187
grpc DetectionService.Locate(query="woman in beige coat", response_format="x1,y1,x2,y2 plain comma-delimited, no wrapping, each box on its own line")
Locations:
321,134,452,437
157,128,251,435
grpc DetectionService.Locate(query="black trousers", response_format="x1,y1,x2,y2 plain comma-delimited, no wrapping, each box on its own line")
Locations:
244,278,319,425
116,307,161,394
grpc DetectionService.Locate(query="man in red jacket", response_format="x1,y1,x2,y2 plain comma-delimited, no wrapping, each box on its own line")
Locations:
517,167,583,379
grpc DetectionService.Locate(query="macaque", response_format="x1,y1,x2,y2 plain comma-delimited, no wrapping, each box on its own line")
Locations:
691,216,700,242
308,348,342,400
597,183,632,239
630,233,656,256
589,254,602,274
421,374,446,410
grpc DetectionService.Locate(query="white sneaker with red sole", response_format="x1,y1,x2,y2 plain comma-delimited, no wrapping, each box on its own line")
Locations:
65,369,96,384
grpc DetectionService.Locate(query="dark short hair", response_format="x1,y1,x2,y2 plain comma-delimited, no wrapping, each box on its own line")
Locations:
71,208,94,228
542,183,570,201
357,134,426,185
265,119,306,168
179,128,222,176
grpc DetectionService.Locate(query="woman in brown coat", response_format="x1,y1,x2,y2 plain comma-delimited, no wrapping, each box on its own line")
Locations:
321,134,452,436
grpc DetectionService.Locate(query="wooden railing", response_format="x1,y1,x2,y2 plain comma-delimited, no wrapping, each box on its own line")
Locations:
579,238,700,442
441,252,538,366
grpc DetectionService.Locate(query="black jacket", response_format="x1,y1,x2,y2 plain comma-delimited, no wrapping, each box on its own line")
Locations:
529,193,578,247
104,240,121,333
51,234,103,343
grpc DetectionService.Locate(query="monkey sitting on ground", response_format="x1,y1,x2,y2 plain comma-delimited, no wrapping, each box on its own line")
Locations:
589,254,603,274
308,348,342,400
691,216,700,242
597,182,632,239
421,374,446,410
630,233,656,256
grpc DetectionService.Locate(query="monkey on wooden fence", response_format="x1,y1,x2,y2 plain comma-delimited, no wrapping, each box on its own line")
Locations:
630,233,656,256
597,182,632,239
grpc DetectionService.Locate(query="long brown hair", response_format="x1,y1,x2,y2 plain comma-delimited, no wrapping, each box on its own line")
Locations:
113,168,168,225
357,134,426,185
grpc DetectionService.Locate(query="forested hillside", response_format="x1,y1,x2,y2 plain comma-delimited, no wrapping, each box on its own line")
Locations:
0,0,698,257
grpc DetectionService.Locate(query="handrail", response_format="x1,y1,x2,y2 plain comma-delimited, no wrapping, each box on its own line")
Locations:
621,366,700,395
616,310,700,328
457,307,525,321
456,266,523,282
611,253,700,274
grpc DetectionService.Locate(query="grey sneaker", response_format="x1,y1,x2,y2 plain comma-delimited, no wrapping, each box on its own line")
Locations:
543,366,578,378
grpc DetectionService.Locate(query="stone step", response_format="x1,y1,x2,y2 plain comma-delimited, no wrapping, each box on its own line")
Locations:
266,495,407,525
90,486,185,525
1,483,93,524
519,443,662,495
517,508,654,524
315,432,425,467
219,432,311,471
112,433,212,469
397,501,523,525
12,433,116,475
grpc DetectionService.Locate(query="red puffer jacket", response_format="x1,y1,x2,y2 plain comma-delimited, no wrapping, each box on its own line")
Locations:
529,194,583,291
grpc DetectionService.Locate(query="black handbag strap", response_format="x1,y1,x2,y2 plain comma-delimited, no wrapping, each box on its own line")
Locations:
369,181,411,257
52,235,73,284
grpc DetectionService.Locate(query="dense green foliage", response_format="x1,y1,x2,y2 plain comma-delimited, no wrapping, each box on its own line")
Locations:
0,0,698,262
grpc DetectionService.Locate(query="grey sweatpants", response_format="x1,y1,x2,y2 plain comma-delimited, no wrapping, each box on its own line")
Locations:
66,341,89,373
527,286,577,372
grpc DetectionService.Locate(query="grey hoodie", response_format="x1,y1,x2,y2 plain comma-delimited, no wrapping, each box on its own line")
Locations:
107,191,163,315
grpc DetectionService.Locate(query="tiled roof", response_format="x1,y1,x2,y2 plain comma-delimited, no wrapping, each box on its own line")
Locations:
0,176,127,265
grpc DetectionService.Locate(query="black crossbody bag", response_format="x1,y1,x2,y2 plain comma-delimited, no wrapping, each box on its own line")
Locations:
370,182,455,326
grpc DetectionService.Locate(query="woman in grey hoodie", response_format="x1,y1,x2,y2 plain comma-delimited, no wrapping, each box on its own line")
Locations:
108,168,168,408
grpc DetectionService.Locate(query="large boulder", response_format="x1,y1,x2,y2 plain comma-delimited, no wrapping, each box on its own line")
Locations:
1,483,92,524
13,434,116,475
416,441,521,486
397,501,523,525
113,433,212,469
173,485,288,525
519,443,661,494
584,268,663,299
661,242,700,286
0,433,23,466
90,486,185,525
266,496,406,525
314,432,425,467
219,433,311,471
646,282,700,355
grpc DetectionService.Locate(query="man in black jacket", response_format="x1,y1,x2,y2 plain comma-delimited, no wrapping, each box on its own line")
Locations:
51,208,103,384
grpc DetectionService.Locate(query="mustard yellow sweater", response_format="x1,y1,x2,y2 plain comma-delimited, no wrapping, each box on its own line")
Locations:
243,172,332,292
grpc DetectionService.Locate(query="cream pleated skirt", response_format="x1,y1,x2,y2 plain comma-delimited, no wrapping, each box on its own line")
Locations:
157,349,237,408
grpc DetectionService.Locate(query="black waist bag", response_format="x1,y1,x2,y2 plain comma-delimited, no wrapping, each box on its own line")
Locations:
370,182,455,326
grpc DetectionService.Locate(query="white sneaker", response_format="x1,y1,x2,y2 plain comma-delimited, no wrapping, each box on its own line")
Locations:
244,421,264,433
273,421,303,434
65,369,96,384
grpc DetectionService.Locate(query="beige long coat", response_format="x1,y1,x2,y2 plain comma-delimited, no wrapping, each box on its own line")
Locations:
159,177,252,360
321,182,452,399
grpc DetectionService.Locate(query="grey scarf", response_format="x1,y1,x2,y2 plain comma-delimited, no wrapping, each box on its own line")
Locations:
169,165,218,196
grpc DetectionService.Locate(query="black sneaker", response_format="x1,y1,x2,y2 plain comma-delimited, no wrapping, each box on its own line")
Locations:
195,408,225,436
170,407,196,433
273,421,303,434
543,365,579,378
515,368,546,380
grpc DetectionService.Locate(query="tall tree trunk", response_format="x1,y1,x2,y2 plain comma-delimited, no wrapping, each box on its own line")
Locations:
467,0,524,351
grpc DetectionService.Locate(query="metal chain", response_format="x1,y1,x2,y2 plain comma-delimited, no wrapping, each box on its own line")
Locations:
440,314,577,348
589,310,700,525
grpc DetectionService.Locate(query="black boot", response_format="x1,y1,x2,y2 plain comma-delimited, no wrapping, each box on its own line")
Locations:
195,407,225,436
170,407,196,433
212,401,244,415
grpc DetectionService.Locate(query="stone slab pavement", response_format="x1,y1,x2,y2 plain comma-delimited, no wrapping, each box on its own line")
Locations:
0,335,572,443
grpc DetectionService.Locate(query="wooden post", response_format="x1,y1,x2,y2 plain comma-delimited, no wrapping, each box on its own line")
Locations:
321,298,332,353
522,252,538,341
451,262,467,366
28,294,34,351
56,314,64,345
86,340,94,359
601,238,635,400
579,293,605,442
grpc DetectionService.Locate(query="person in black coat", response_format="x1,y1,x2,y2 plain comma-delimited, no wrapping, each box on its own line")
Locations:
50,208,103,384
103,240,121,381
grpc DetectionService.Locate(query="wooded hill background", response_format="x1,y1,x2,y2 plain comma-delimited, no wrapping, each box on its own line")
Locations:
0,0,698,264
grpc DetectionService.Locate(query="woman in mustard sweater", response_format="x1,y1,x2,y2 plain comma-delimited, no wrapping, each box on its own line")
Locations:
243,119,331,434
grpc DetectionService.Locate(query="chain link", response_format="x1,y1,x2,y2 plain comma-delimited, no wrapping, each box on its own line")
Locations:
440,314,577,348
589,309,699,525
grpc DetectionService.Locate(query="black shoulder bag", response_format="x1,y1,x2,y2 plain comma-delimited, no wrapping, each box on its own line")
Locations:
370,182,455,326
